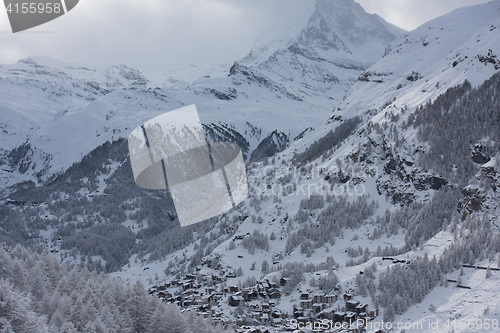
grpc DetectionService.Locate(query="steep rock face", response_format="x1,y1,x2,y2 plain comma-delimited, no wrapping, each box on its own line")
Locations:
460,155,500,213
250,130,289,162
294,0,399,56
203,123,250,160
234,0,404,99
241,0,403,66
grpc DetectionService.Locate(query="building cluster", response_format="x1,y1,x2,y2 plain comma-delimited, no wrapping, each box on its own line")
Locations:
149,274,380,332
291,292,378,331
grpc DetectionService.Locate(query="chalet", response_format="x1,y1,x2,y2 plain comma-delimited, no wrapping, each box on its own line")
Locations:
252,312,261,321
324,294,337,304
280,277,290,286
300,292,310,300
257,282,270,292
272,310,283,319
293,307,304,318
346,300,360,312
205,287,215,294
182,290,193,298
345,311,356,324
212,275,224,282
300,299,313,309
158,291,172,299
312,303,322,313
343,293,352,301
260,313,269,323
312,294,324,303
239,289,249,301
179,280,194,290
229,295,244,307
262,302,270,310
319,309,334,320
191,297,202,305
229,285,239,293
272,317,283,326
333,311,345,322
249,303,260,311
182,299,194,307
268,289,282,299
356,303,368,314
247,290,259,301
209,294,219,307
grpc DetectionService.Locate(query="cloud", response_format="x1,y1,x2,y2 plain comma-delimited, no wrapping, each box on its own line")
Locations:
0,0,491,73
357,0,489,31
0,0,269,71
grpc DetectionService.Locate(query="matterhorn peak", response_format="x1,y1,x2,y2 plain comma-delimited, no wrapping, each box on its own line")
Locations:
241,0,404,67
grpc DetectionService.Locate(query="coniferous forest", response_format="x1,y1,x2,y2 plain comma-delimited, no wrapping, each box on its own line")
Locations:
0,244,226,333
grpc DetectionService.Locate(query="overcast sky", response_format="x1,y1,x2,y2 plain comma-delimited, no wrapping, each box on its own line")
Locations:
0,0,490,73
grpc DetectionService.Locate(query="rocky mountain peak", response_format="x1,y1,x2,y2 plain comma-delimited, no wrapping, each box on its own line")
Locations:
241,0,404,67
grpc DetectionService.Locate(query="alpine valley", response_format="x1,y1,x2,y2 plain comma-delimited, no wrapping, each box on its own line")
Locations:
1,0,500,332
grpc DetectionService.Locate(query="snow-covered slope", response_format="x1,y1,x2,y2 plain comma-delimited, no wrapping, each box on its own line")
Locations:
0,56,147,152
112,2,500,331
336,0,500,120
288,0,500,183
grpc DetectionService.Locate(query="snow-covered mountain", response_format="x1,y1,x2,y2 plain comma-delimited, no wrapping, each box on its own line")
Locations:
1,1,500,332
288,0,500,204
335,0,500,118
0,0,402,191
241,0,401,67
0,56,148,150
